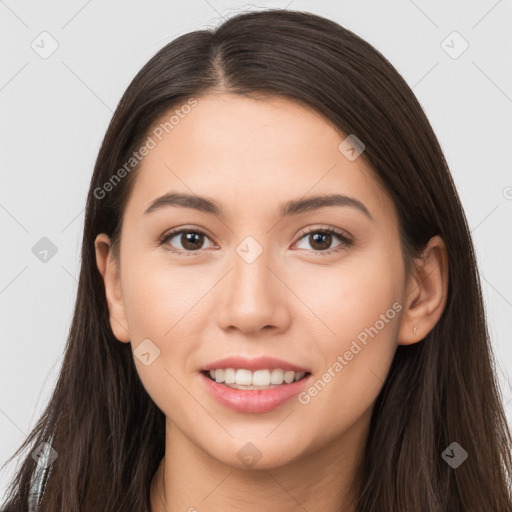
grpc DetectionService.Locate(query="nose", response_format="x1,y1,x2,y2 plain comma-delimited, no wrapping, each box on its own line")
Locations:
216,245,291,336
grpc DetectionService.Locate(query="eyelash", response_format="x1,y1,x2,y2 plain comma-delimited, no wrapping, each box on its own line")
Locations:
158,226,353,257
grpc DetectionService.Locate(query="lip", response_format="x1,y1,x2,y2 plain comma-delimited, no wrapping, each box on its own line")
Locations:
201,371,311,413
201,356,310,373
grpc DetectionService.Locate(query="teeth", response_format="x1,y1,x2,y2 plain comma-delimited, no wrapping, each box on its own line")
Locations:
207,368,307,387
235,369,253,386
224,368,236,384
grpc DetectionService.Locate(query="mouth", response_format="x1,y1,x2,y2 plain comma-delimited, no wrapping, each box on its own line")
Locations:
201,368,312,390
200,368,313,413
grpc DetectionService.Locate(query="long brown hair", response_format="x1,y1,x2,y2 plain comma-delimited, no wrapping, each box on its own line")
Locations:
2,9,511,511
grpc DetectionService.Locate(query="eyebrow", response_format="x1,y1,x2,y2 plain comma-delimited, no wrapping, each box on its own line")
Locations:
144,192,373,221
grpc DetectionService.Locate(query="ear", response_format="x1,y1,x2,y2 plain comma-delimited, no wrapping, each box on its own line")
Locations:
94,233,131,343
397,235,449,345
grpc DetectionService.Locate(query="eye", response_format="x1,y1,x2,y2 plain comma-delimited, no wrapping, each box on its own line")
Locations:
159,225,353,256
159,228,216,255
294,226,353,255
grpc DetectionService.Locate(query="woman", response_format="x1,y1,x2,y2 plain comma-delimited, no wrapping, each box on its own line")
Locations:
2,8,511,512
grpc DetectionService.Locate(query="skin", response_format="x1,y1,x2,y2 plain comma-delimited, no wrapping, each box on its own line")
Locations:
94,93,448,512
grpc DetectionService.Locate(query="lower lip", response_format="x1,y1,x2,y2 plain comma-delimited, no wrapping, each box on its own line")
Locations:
200,372,311,413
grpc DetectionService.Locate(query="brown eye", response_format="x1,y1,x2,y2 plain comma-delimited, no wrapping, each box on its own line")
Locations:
179,232,205,250
160,229,215,254
295,227,352,254
308,232,333,251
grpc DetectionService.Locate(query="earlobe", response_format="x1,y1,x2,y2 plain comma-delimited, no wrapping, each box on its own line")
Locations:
397,235,449,346
94,233,131,343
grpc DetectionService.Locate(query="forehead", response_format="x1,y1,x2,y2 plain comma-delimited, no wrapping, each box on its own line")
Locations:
124,93,395,225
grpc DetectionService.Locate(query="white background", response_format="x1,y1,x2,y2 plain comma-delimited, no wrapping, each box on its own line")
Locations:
1,0,511,497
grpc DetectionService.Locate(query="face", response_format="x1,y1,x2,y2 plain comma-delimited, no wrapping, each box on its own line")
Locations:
97,93,410,470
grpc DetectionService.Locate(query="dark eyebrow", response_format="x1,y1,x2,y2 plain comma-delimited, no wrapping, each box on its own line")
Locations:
280,194,373,220
144,192,373,221
144,192,222,216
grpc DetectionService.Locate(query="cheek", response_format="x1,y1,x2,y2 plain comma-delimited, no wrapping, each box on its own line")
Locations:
121,250,206,341
119,258,208,420
293,252,402,425
292,248,402,344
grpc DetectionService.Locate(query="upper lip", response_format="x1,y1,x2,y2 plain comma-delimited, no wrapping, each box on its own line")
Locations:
202,356,310,373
